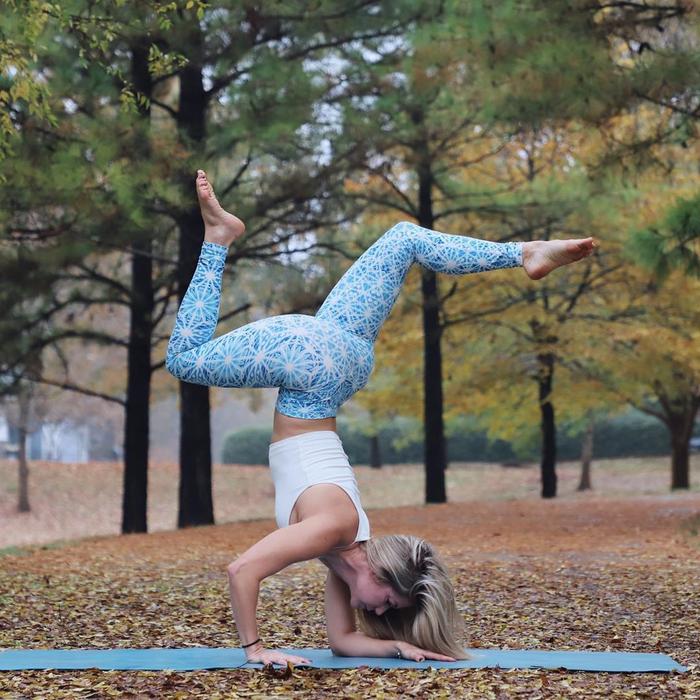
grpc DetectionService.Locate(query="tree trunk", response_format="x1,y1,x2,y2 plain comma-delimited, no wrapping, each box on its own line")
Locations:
667,411,693,490
175,192,214,530
670,437,690,490
664,396,698,490
122,40,153,534
176,42,215,527
369,434,381,469
538,352,557,498
17,390,30,513
417,156,447,503
121,238,153,533
577,419,594,491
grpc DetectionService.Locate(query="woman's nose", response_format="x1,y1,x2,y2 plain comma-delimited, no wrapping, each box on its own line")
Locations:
374,604,389,616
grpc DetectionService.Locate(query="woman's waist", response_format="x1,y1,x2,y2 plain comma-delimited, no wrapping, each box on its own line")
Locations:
269,433,358,484
269,429,342,452
271,409,337,445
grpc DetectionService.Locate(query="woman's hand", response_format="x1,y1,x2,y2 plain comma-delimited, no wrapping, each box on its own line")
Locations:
245,646,312,667
395,641,456,662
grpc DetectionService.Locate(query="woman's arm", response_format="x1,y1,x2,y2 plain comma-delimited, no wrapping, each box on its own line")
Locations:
324,569,457,661
227,513,345,663
324,568,400,657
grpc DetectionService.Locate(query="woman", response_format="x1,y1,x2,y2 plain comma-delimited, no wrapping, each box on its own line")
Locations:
167,170,597,666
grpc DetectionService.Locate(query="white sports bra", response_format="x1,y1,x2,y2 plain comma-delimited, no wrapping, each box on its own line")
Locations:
268,430,370,545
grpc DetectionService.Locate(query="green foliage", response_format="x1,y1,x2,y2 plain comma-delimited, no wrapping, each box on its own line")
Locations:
630,193,700,279
447,0,700,128
581,411,670,460
221,427,272,465
220,411,672,465
0,1,59,162
147,44,188,79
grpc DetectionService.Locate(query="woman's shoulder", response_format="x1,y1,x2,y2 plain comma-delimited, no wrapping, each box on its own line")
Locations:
292,484,360,545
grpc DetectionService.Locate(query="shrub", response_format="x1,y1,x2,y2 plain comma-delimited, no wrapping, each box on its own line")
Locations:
220,409,673,466
221,427,271,465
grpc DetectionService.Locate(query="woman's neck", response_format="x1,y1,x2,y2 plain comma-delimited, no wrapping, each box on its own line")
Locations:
318,541,363,581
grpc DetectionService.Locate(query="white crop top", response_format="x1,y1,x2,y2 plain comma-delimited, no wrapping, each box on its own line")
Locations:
268,430,371,545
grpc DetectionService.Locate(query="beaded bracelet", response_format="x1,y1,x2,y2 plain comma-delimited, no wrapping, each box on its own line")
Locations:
241,638,260,649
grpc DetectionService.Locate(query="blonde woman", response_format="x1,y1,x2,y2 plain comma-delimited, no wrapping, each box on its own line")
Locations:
166,170,597,666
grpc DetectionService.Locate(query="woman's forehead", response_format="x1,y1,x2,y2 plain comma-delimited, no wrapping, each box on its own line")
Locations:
388,587,414,606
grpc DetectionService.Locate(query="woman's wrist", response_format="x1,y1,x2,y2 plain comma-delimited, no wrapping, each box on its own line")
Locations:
244,640,264,658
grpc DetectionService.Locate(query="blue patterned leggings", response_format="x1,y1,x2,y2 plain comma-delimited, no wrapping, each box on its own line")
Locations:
166,221,522,419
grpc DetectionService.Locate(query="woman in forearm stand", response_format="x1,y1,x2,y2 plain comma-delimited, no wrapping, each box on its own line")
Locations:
167,170,597,666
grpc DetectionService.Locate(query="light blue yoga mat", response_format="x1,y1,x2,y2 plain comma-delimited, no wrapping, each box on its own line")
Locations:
0,647,687,672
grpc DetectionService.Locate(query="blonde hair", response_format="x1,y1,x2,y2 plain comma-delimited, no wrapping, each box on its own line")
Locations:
357,535,469,659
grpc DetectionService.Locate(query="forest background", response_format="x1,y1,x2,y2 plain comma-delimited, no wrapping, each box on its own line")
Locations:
1,0,700,536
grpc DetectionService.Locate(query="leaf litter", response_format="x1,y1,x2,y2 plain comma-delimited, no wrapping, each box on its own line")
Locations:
0,494,699,698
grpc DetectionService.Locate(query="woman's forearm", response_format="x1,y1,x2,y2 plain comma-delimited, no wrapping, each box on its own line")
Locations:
330,631,400,658
227,564,261,650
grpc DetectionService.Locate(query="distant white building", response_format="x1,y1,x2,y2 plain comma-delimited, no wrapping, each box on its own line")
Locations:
0,413,91,463
30,422,90,462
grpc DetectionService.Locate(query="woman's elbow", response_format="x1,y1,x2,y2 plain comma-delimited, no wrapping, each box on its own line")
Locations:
227,558,264,585
227,559,247,578
329,640,348,657
328,632,357,656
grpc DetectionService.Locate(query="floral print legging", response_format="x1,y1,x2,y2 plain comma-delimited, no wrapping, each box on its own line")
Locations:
166,221,522,419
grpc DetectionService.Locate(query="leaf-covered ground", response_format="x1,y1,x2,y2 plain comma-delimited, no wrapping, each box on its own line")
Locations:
1,495,699,698
2,454,698,548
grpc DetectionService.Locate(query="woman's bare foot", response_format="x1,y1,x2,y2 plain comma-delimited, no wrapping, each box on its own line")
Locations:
196,169,246,246
522,237,598,280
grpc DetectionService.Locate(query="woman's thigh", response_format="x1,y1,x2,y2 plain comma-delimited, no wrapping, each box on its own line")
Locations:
167,313,372,391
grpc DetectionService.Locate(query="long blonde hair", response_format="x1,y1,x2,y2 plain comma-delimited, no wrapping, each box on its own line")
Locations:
357,535,469,659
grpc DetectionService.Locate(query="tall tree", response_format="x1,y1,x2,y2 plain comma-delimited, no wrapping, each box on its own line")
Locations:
3,1,421,532
321,19,516,503
157,1,430,525
317,0,699,501
0,1,195,532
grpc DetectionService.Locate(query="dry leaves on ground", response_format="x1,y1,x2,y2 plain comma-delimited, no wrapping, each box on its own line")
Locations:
1,495,699,699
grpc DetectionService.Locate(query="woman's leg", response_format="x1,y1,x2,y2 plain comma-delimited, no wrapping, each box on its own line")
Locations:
166,240,369,396
315,221,523,342
166,171,371,406
165,241,229,382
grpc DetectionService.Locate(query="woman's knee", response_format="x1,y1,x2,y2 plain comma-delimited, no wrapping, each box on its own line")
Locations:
165,352,186,380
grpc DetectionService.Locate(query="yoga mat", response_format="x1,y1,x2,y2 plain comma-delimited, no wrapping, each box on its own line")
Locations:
0,647,687,672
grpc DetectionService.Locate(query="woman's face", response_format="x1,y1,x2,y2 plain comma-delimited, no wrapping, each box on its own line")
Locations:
350,570,413,616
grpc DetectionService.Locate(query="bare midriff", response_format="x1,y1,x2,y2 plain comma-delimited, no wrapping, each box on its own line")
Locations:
271,409,337,443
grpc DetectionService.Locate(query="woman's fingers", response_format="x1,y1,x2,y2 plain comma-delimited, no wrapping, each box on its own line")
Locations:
277,654,311,665
426,652,457,661
404,647,456,662
251,650,312,666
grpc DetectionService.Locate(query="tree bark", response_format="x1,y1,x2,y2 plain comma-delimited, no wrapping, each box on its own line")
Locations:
670,436,690,489
175,38,215,527
577,419,594,491
369,434,382,469
417,153,447,503
121,39,154,534
177,215,214,528
538,351,557,498
667,408,696,490
660,392,698,490
17,390,30,513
